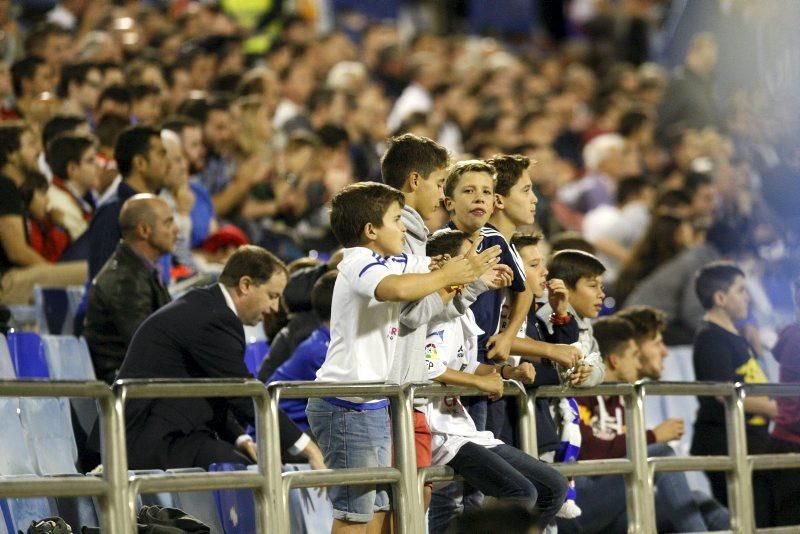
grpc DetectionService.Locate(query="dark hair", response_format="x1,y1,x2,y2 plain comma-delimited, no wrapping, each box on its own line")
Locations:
684,171,713,198
45,134,95,179
330,182,405,247
616,214,689,303
484,154,531,197
23,22,68,56
447,502,541,534
311,270,337,322
11,56,46,98
618,109,650,138
98,84,132,107
42,115,87,146
0,124,24,167
219,245,288,287
616,305,666,343
95,114,131,149
162,115,202,136
115,126,161,178
694,261,745,310
594,317,637,361
381,134,450,189
129,83,161,101
550,232,596,254
510,233,543,251
547,249,606,288
654,188,691,213
427,230,470,258
176,95,231,125
616,176,650,205
57,62,99,98
19,170,48,206
443,160,496,199
317,124,349,149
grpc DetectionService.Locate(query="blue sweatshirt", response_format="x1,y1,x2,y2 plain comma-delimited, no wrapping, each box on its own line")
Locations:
268,325,330,431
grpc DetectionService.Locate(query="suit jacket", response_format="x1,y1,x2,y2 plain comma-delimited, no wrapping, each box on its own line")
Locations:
118,284,303,468
84,242,171,384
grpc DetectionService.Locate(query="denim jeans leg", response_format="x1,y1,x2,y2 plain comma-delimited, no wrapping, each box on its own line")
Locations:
648,443,710,533
490,445,569,524
428,481,463,534
574,475,627,534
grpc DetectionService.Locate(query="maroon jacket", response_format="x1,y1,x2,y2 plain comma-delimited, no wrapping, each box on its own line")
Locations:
577,395,656,460
772,323,800,445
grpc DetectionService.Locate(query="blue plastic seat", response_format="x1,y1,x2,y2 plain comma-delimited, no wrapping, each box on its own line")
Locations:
41,335,96,380
6,332,47,378
0,335,16,379
19,397,78,476
33,285,85,336
244,340,270,378
166,468,225,533
283,464,333,534
209,463,256,534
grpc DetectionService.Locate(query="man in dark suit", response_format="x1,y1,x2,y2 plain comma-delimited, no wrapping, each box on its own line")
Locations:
118,245,324,470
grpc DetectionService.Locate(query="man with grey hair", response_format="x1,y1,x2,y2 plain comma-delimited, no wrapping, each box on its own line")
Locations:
84,194,177,383
557,133,627,213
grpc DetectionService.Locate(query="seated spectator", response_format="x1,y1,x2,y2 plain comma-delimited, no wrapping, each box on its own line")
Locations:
39,114,90,181
0,124,86,304
96,84,132,121
266,270,337,430
557,133,627,214
770,275,800,527
117,246,324,470
159,129,196,271
615,213,693,304
20,170,70,262
569,316,729,533
94,113,129,203
45,133,99,241
129,83,162,126
690,262,776,527
84,195,176,384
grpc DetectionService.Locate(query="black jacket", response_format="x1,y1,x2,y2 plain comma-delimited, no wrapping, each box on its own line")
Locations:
118,284,303,469
84,242,171,384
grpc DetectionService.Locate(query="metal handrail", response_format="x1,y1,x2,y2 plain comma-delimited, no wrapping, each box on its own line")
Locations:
114,378,273,534
0,380,124,533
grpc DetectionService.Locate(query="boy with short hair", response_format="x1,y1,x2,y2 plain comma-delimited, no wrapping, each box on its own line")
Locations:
45,133,98,240
690,261,776,526
307,182,494,533
573,317,729,534
615,305,668,380
423,230,568,530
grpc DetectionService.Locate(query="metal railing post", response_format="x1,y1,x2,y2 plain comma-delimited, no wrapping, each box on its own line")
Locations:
625,382,656,533
517,383,537,458
252,391,273,533
727,383,755,533
106,384,133,534
393,385,424,534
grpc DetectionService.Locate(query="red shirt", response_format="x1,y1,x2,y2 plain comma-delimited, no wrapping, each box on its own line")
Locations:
26,217,70,262
577,394,656,460
772,323,800,445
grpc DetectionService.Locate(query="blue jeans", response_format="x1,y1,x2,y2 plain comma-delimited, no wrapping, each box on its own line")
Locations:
306,398,391,523
429,443,568,532
571,443,729,533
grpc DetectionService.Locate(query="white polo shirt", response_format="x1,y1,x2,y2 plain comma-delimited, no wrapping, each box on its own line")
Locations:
315,247,429,406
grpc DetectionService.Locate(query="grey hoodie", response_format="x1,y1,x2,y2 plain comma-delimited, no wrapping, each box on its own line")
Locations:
386,206,488,388
537,301,604,387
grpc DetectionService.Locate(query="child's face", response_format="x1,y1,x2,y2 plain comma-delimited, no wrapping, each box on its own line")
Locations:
518,244,548,299
719,275,749,321
28,189,48,221
444,171,494,235
74,146,100,191
371,201,406,257
497,170,538,227
414,167,447,220
569,275,605,318
611,339,642,384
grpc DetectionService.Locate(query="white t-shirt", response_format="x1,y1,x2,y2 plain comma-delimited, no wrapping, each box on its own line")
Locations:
424,309,504,465
315,247,429,405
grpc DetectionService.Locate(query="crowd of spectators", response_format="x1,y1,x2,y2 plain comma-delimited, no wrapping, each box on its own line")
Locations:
0,0,798,531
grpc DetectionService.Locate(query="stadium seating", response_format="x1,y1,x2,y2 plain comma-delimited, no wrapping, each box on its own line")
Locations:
7,331,48,378
244,340,270,378
33,285,85,336
0,335,15,379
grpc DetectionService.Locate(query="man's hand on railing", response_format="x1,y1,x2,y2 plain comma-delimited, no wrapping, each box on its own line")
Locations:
505,362,536,384
653,417,684,443
237,438,258,462
547,344,582,369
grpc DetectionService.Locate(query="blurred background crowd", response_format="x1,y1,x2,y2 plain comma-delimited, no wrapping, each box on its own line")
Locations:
0,0,798,352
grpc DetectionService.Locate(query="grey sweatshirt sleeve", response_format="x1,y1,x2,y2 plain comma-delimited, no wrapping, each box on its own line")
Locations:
429,279,489,323
398,292,447,329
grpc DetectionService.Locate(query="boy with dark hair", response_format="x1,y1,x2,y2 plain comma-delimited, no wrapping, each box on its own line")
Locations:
20,170,69,262
690,261,776,526
423,229,568,531
615,305,668,380
536,250,607,387
308,182,493,533
574,316,729,534
268,270,338,431
45,133,98,240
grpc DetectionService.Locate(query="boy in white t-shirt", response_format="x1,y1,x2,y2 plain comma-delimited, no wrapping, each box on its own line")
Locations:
423,230,568,530
307,182,497,534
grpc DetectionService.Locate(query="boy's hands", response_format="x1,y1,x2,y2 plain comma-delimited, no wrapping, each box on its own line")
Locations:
475,368,504,401
438,238,502,288
548,344,582,369
547,279,570,316
464,238,502,278
486,331,513,362
507,362,536,384
481,264,514,289
653,418,684,442
567,365,592,386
